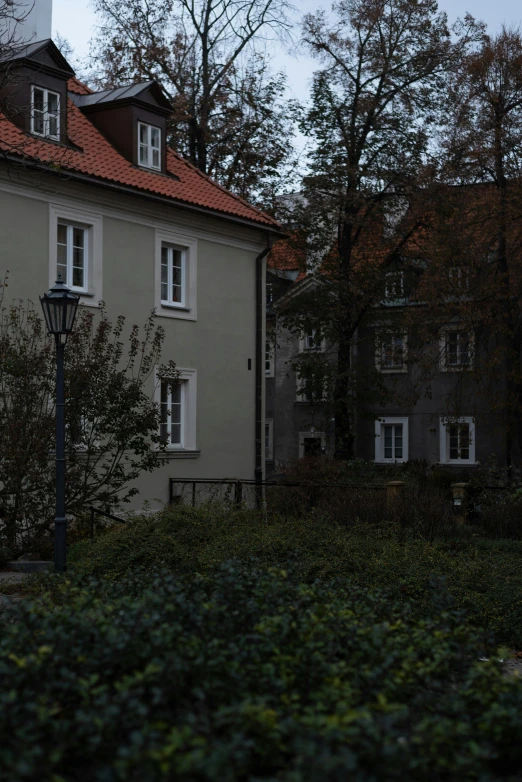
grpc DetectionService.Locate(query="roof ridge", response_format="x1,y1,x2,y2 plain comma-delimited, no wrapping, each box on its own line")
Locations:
166,147,278,226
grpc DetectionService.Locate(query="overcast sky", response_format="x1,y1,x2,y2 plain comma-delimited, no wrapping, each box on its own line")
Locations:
54,0,522,98
53,0,522,154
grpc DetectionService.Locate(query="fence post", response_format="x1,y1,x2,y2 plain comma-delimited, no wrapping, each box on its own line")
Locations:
192,482,196,507
90,506,95,541
451,482,469,522
386,481,405,506
235,481,243,506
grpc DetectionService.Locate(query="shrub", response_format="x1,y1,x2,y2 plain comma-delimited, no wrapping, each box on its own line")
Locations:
2,564,522,781
65,506,522,647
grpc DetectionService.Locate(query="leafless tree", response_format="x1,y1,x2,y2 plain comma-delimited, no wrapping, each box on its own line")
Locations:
89,0,297,205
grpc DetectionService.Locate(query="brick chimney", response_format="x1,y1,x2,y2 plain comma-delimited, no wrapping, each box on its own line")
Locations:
1,0,53,47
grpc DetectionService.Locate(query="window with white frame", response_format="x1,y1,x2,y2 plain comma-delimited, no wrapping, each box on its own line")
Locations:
160,380,184,447
299,431,325,458
161,245,186,307
265,419,274,460
299,329,325,353
384,270,404,301
138,122,161,170
305,329,318,350
31,86,60,139
448,266,470,292
376,333,407,372
440,329,473,370
158,368,197,452
57,222,88,291
155,231,197,320
375,417,409,463
49,205,102,304
440,417,476,464
296,370,327,403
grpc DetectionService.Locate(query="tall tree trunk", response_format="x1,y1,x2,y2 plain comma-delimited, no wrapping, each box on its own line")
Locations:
334,213,355,460
494,111,516,476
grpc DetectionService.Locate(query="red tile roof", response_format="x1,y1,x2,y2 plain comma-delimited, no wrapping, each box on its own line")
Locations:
0,77,280,229
268,236,306,271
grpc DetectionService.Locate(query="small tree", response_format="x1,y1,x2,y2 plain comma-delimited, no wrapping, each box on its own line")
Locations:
0,282,177,543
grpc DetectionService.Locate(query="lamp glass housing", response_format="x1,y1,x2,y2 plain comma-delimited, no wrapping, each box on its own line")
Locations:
40,279,80,338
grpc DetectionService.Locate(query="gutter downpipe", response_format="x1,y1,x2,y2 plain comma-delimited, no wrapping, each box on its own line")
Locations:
255,236,274,505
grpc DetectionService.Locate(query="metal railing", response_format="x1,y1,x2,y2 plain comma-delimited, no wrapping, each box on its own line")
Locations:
169,477,387,512
89,506,126,540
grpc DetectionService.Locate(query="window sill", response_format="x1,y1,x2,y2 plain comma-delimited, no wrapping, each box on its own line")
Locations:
377,368,408,374
161,449,200,459
160,302,191,312
437,461,478,466
375,459,407,464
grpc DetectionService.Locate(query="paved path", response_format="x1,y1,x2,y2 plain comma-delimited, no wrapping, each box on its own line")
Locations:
0,571,26,583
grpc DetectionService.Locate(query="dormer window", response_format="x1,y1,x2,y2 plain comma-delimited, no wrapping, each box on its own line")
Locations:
31,86,60,140
138,122,161,170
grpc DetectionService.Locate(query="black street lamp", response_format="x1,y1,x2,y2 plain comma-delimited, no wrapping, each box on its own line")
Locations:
40,279,80,573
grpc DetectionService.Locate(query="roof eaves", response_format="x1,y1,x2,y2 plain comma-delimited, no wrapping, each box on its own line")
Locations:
2,152,286,235
167,149,280,229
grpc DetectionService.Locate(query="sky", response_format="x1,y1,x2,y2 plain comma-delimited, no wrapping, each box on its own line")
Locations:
53,0,522,92
53,0,522,154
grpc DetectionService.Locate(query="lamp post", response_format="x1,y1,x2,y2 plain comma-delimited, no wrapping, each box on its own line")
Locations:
40,279,80,573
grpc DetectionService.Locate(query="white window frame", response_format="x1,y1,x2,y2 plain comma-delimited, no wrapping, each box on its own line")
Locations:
157,368,197,453
299,430,326,458
31,85,60,140
265,338,275,378
296,370,327,403
375,332,408,373
265,418,274,461
440,328,474,371
384,270,405,303
138,121,162,171
155,230,197,321
56,222,89,294
49,204,102,306
439,417,476,465
374,417,409,463
448,266,470,292
298,329,326,353
161,244,186,308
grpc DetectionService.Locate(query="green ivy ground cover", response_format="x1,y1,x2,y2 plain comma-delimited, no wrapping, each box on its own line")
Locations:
2,564,522,781
67,506,522,648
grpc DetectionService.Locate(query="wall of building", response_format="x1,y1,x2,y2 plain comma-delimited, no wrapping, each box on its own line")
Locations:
0,167,268,509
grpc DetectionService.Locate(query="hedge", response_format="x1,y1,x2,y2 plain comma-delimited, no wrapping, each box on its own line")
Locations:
2,564,522,781
65,505,522,647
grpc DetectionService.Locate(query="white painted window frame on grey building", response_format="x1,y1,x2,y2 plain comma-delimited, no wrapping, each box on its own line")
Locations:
298,430,326,458
375,332,408,373
155,229,198,321
156,367,198,456
374,416,409,463
439,417,476,465
49,203,103,305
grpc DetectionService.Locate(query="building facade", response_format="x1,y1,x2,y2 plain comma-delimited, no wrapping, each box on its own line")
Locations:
0,29,281,508
266,252,508,477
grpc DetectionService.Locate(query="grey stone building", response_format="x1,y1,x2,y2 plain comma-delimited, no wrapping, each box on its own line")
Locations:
266,250,506,477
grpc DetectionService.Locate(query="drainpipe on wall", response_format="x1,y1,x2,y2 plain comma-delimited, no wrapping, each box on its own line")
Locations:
255,236,274,493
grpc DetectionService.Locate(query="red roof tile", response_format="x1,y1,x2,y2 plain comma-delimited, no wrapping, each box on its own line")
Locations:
0,78,280,229
268,236,306,271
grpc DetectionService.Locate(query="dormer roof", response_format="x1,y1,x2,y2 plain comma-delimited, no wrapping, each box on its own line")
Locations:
0,38,74,78
0,74,281,230
71,81,172,116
